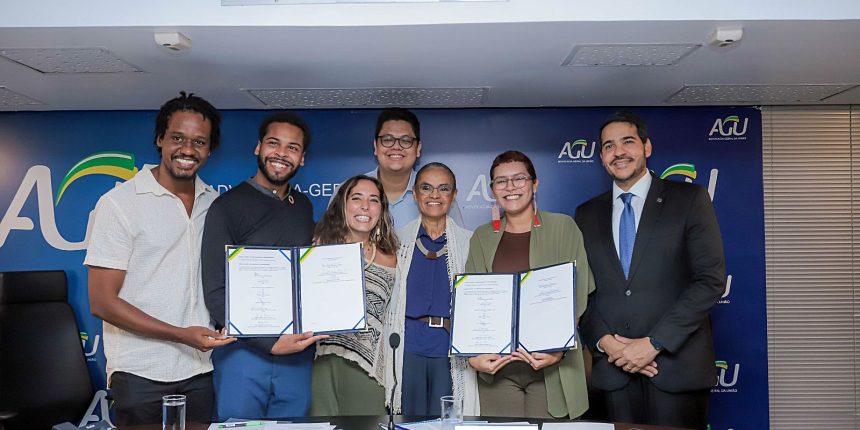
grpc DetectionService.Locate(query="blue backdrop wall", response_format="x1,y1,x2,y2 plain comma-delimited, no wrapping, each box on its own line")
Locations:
0,106,766,429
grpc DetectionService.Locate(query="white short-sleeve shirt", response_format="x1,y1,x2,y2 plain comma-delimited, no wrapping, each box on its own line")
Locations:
84,165,217,383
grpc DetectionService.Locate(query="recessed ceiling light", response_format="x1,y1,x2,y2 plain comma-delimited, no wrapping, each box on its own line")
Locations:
246,87,489,108
0,48,142,74
665,84,859,104
562,43,701,67
0,87,43,110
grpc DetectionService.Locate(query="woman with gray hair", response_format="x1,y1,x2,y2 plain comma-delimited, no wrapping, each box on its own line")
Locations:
384,162,478,416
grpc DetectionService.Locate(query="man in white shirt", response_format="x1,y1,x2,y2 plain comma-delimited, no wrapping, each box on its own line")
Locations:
85,92,235,425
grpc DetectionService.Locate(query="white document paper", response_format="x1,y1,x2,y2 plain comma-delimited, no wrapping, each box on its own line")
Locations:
517,262,577,352
226,247,294,336
454,424,536,430
450,273,516,355
207,422,335,430
296,242,366,334
541,422,613,430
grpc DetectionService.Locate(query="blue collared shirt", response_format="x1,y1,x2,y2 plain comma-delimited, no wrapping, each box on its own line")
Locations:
404,225,451,358
364,168,421,232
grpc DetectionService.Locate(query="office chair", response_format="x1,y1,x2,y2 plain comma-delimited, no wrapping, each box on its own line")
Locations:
0,270,94,430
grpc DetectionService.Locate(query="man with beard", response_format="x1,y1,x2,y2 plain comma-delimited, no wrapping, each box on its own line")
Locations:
575,112,725,429
86,92,236,426
202,111,327,420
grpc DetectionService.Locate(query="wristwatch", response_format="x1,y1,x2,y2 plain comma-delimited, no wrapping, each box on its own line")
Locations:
649,337,664,351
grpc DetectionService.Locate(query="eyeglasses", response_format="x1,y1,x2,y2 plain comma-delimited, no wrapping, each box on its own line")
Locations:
490,175,533,190
377,134,418,149
417,183,454,196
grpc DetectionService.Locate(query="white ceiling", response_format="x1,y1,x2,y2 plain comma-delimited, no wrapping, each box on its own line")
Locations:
1,1,859,110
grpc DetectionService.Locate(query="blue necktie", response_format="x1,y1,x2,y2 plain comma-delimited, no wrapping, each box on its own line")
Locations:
619,193,635,279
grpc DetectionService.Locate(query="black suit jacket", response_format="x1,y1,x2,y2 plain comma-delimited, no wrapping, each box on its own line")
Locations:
575,173,725,393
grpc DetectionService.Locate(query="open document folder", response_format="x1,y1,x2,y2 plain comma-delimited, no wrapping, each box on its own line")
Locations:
449,262,577,356
225,242,367,336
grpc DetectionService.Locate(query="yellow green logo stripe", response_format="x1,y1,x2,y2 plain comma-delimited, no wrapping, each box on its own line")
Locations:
227,247,245,261
55,152,138,205
520,271,532,284
660,163,697,180
572,139,588,147
715,360,728,369
725,115,739,123
299,247,314,263
453,275,468,289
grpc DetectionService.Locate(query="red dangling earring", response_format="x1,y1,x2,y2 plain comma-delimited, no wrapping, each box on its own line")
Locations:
532,193,542,228
492,203,501,233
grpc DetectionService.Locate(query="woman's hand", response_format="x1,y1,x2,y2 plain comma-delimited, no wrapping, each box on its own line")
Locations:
511,347,563,371
468,354,514,375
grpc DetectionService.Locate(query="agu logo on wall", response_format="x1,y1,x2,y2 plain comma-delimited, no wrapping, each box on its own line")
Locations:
0,152,138,251
0,107,766,428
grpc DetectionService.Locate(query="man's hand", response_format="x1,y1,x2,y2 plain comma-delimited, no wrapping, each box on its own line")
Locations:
511,348,563,371
600,334,628,365
271,331,329,355
176,326,236,352
613,335,660,376
468,354,513,375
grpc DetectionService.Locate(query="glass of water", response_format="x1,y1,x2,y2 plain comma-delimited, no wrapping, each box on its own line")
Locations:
440,395,463,430
162,394,186,430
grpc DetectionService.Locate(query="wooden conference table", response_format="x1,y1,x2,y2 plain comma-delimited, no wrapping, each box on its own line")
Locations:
128,415,689,430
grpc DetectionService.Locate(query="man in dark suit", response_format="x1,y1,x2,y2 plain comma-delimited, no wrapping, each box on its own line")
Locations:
575,112,726,429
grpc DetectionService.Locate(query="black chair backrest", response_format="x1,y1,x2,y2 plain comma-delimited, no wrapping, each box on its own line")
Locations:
0,270,94,429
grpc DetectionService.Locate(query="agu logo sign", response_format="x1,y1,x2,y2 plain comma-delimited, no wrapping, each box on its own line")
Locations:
709,115,749,141
0,152,138,251
557,139,597,163
713,360,740,392
80,331,101,361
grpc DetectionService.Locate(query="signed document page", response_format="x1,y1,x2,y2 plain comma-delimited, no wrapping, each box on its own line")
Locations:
517,262,577,352
296,242,367,334
449,273,516,356
225,246,295,337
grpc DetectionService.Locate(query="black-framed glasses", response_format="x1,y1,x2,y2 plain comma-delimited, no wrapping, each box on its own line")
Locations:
490,175,533,190
417,183,454,196
377,134,418,149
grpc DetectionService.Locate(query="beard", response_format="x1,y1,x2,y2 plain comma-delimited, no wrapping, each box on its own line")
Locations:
164,154,200,180
257,153,298,186
606,156,646,186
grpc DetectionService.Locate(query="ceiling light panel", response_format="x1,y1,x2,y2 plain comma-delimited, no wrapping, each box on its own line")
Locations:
0,87,43,110
0,48,142,74
563,43,701,67
223,0,505,4
666,84,859,104
246,87,489,108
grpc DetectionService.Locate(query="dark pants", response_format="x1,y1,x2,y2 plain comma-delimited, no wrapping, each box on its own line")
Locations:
477,361,550,419
110,371,214,426
401,351,452,416
604,374,710,430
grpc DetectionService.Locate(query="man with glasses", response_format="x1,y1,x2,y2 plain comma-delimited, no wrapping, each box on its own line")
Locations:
332,107,463,233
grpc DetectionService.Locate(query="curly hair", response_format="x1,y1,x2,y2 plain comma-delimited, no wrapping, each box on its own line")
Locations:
313,175,399,255
153,91,221,153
